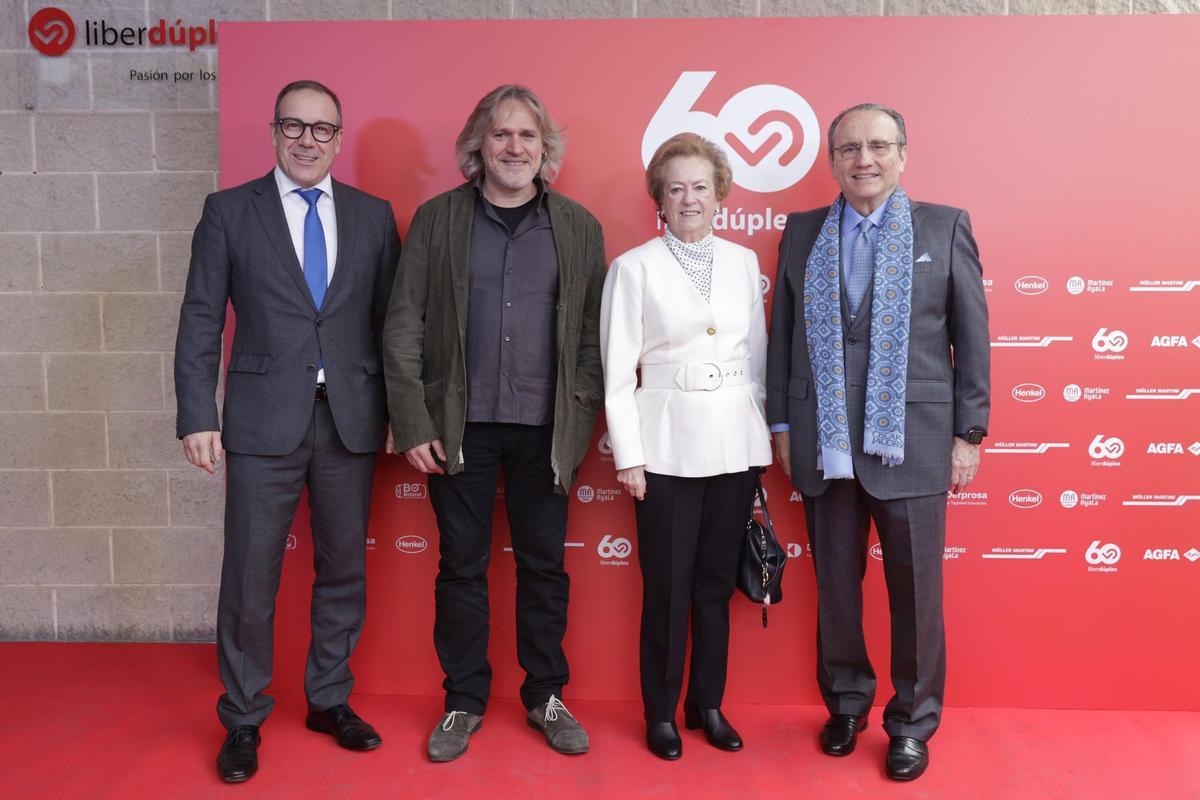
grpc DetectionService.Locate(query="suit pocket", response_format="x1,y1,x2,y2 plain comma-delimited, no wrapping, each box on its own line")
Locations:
423,379,445,407
913,262,940,273
227,354,271,374
787,377,809,399
905,379,951,403
361,356,382,375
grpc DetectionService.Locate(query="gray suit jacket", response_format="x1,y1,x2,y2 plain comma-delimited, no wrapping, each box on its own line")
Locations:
175,171,401,455
766,200,990,500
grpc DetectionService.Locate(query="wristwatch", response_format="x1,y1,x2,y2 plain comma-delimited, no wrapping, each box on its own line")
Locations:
956,427,986,445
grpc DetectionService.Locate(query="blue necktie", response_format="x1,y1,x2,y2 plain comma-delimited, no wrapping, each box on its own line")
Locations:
297,188,327,311
847,219,872,316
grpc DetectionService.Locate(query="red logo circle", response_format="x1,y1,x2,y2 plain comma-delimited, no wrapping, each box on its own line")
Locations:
29,7,76,57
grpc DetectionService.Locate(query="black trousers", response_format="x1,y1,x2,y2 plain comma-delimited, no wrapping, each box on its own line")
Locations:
803,479,947,741
428,422,570,715
216,398,376,729
634,469,758,722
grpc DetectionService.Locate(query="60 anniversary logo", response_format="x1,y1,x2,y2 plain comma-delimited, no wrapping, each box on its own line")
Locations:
643,71,820,193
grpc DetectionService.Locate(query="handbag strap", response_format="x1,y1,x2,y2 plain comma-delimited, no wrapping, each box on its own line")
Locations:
754,476,775,533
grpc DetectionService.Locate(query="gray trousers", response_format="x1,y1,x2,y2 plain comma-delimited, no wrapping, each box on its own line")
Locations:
215,398,377,729
802,479,947,741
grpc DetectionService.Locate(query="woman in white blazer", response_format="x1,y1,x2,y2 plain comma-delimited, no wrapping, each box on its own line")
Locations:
600,133,772,760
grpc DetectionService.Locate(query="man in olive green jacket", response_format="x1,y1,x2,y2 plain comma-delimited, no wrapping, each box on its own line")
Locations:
381,85,605,763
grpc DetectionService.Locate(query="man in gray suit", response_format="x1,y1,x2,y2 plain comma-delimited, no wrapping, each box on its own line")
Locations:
175,79,400,783
767,103,989,781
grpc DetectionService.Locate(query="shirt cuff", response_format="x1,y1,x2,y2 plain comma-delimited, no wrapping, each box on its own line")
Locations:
770,423,790,433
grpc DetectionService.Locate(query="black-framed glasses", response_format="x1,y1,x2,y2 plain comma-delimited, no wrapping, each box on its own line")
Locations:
832,141,901,160
275,118,340,143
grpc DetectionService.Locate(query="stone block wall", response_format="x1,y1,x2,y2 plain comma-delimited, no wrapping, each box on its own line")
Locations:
0,0,1186,640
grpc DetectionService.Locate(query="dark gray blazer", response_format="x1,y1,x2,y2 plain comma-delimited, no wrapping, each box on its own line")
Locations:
766,200,990,500
175,171,401,455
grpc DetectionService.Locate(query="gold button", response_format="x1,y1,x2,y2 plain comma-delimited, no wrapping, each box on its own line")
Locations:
706,327,716,336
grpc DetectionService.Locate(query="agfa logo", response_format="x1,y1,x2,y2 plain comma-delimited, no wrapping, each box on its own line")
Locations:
394,535,428,554
1008,490,1042,509
597,534,632,559
1014,275,1049,295
1091,328,1128,353
29,7,75,56
643,71,820,193
1085,540,1121,565
1191,442,1200,457
576,485,595,503
1011,383,1045,403
1150,335,1192,348
1088,435,1124,460
1143,549,1181,561
1186,548,1200,562
785,542,807,558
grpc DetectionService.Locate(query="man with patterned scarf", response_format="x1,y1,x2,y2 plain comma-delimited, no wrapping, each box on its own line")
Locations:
767,103,990,781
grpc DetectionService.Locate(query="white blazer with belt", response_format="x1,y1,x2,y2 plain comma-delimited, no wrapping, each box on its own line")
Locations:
600,235,772,478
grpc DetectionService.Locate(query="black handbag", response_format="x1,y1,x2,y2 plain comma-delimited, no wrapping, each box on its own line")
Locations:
737,477,788,627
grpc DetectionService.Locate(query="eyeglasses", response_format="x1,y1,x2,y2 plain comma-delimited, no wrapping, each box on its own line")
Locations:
832,141,901,160
275,118,340,143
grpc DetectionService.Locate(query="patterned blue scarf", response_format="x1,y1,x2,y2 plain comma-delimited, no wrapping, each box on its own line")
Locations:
803,188,913,478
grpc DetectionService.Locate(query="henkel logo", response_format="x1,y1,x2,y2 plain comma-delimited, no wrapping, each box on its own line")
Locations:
1091,328,1128,353
597,534,632,559
868,543,883,561
285,534,298,551
394,535,428,554
1085,540,1121,565
760,274,771,296
394,482,427,500
642,71,820,193
1011,383,1045,403
1014,275,1049,295
576,485,595,503
1088,435,1125,460
29,7,75,56
1008,489,1042,509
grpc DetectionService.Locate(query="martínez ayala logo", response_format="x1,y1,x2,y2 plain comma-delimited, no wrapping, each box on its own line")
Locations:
29,6,218,56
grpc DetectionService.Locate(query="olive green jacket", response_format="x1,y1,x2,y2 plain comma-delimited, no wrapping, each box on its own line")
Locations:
382,181,606,493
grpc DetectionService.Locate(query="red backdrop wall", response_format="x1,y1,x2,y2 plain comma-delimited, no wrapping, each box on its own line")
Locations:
217,16,1200,711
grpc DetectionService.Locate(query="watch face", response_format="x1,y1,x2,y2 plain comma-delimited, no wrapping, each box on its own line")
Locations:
967,429,984,445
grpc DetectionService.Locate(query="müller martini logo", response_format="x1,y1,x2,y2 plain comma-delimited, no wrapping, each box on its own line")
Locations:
28,6,217,56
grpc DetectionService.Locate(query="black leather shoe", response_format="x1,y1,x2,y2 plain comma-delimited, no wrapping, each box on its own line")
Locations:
216,725,260,783
886,736,929,781
646,721,682,760
305,704,383,751
683,704,743,751
819,714,867,756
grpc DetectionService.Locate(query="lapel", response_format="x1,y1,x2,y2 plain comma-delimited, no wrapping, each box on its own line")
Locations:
447,183,474,344
250,171,315,310
324,178,357,312
547,190,574,298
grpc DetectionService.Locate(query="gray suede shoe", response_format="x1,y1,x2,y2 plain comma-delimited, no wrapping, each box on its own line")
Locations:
427,711,483,762
526,695,589,755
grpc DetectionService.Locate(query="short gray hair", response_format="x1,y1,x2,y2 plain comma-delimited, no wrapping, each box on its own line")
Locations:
454,85,565,183
827,103,907,154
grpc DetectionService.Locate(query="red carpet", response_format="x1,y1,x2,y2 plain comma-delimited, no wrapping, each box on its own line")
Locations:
1,643,1197,799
